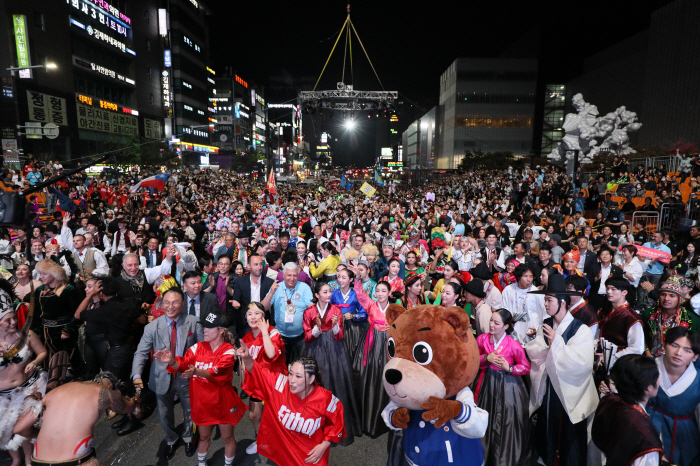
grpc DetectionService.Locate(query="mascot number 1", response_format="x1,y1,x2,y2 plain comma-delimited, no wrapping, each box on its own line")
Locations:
381,304,489,466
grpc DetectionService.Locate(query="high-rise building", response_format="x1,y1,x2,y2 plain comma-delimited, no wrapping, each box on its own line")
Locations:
0,0,165,163
402,107,436,171
436,58,538,169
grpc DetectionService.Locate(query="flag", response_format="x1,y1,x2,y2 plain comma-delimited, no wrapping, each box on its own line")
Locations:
129,173,170,193
375,170,385,187
360,182,376,197
340,175,355,191
266,170,277,195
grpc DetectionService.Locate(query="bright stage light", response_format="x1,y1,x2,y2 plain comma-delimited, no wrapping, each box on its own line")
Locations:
345,119,355,130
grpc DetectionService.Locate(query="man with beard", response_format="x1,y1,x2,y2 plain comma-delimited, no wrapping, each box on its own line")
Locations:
117,250,174,311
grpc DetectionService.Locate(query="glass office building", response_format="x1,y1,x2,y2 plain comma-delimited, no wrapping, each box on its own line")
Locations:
437,58,537,169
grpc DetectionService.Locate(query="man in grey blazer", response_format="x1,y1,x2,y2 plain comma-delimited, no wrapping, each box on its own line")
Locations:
181,270,222,320
132,287,203,460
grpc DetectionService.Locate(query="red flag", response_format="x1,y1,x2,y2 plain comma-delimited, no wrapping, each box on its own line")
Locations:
266,170,277,195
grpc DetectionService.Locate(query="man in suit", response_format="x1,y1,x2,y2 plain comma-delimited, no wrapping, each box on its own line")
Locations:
231,253,275,338
577,235,601,279
590,246,623,310
181,270,220,319
142,237,162,268
132,287,203,460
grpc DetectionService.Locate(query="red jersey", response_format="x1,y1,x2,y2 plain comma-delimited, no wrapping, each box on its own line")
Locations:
242,366,346,466
168,341,248,426
99,186,111,201
241,327,287,375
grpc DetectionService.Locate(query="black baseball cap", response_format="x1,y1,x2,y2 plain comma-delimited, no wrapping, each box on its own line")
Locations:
200,311,227,328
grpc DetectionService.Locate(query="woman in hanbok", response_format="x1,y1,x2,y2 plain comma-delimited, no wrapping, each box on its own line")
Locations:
351,274,392,437
331,267,368,358
473,308,532,466
357,261,377,301
397,271,428,309
302,282,360,446
379,258,404,295
494,259,519,293
309,242,341,291
431,259,459,298
403,251,425,280
647,327,700,466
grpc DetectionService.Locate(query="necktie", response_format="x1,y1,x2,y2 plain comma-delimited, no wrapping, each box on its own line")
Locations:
170,320,178,358
189,298,196,316
151,252,156,267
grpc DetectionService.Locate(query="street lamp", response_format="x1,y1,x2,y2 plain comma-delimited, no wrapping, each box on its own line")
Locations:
5,63,57,76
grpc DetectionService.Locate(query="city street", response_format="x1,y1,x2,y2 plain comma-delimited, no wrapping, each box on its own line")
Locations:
0,373,389,466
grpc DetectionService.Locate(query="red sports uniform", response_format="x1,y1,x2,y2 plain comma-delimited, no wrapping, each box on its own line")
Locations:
167,341,248,426
241,327,287,375
242,366,346,466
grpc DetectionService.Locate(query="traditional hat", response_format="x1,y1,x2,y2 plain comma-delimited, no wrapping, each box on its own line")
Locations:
679,277,695,289
528,274,582,297
463,279,485,299
35,258,68,283
430,227,446,251
0,283,15,320
237,228,253,239
484,226,497,238
562,246,580,263
659,277,683,297
471,261,493,281
404,271,422,288
382,236,395,249
44,238,61,252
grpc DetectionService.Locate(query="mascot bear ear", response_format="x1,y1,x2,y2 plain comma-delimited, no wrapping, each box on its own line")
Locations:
386,304,407,326
441,306,472,343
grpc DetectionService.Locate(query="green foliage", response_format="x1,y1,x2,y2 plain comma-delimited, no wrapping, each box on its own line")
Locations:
102,137,179,168
231,148,266,173
458,150,515,171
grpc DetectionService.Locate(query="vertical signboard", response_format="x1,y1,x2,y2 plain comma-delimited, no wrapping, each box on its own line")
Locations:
13,15,32,79
27,91,68,125
163,50,171,67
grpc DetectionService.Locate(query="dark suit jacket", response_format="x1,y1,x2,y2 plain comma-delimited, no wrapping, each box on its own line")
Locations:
579,249,601,279
183,291,221,319
117,275,156,306
590,264,623,295
142,248,163,268
232,274,274,331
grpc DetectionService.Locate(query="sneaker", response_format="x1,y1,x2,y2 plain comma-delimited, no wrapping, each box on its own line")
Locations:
246,441,257,455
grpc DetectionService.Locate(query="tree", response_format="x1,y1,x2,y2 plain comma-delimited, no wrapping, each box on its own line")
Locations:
231,148,266,173
102,137,179,169
457,150,515,171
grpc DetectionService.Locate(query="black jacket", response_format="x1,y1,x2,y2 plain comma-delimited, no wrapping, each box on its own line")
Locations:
232,274,274,331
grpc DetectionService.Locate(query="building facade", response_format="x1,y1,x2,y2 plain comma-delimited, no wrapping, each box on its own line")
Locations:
436,58,538,169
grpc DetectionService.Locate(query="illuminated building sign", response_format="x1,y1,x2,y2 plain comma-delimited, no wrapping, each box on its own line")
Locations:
235,75,248,88
28,91,68,125
390,115,398,122
158,9,167,36
321,133,328,143
76,94,138,116
183,81,192,89
207,67,215,75
388,162,403,167
380,147,392,159
207,77,215,85
183,35,200,52
179,142,218,153
68,0,130,36
253,134,266,142
182,127,208,138
189,0,199,7
76,102,138,136
75,58,135,85
164,50,171,67
256,121,266,130
256,93,265,106
162,70,171,108
13,15,32,79
82,0,131,25
269,104,295,109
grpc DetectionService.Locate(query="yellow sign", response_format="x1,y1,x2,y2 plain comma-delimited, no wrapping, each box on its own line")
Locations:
360,182,376,197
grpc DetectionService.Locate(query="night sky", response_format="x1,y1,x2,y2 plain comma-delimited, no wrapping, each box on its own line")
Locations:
208,0,673,166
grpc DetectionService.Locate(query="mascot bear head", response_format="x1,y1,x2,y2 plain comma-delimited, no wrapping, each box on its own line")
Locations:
383,304,480,410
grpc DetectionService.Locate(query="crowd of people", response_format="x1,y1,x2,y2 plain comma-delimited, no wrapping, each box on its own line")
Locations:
0,162,699,466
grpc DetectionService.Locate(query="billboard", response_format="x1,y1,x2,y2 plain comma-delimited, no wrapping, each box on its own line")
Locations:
380,147,392,159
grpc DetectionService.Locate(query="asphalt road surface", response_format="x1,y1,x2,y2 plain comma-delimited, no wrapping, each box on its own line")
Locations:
0,376,390,466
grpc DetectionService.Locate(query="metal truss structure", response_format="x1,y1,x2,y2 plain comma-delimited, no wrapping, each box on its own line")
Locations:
300,84,397,112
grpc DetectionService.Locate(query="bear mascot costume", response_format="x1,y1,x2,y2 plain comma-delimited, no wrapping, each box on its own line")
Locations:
381,304,488,466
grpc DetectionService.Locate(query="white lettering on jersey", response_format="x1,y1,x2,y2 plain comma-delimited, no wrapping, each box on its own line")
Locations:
194,361,214,377
249,345,262,359
274,373,287,392
277,404,322,437
326,395,339,413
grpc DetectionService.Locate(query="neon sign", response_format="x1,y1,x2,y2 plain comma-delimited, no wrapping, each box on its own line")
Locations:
76,94,139,116
82,0,131,25
235,75,248,88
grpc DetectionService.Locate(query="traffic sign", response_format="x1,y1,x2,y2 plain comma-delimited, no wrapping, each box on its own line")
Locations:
25,122,42,139
43,123,59,139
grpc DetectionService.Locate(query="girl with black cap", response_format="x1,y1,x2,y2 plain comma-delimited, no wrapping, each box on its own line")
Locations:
155,310,248,466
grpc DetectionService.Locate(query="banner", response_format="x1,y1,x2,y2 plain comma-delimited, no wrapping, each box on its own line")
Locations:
360,182,376,197
27,91,68,125
624,245,672,263
76,102,138,136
